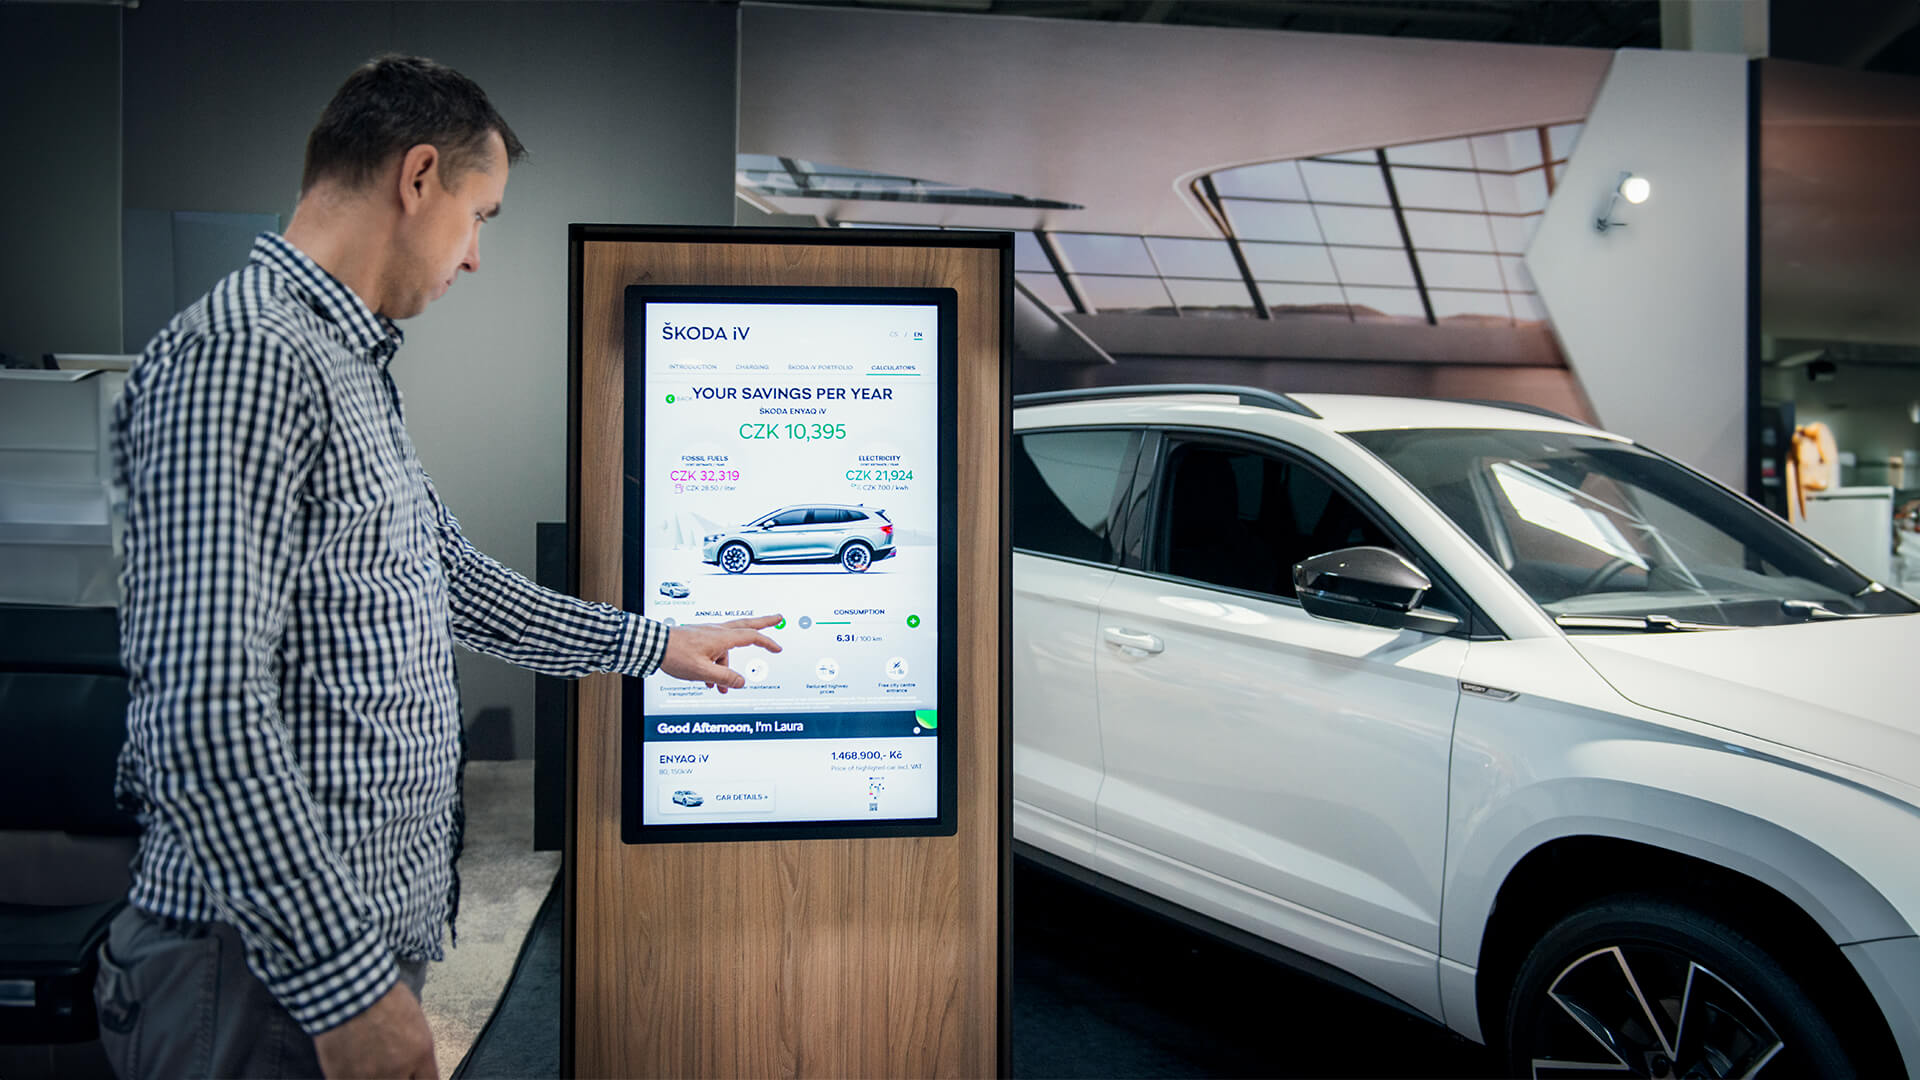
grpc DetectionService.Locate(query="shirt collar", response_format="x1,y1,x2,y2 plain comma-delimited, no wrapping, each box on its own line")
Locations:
250,233,405,362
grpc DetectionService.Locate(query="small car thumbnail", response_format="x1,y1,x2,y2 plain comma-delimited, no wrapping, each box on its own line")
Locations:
670,789,702,807
658,580,689,598
702,504,896,574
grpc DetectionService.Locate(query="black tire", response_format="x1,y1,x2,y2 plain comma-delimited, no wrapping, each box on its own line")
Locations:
718,542,752,574
840,541,873,573
1505,896,1858,1078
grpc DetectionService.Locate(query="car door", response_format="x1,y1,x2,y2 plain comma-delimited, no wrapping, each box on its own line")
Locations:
1010,426,1141,856
804,507,852,558
1092,432,1467,956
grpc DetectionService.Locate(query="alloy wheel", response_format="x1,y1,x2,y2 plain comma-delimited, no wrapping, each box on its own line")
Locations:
1528,944,1784,1078
842,544,872,572
720,544,752,574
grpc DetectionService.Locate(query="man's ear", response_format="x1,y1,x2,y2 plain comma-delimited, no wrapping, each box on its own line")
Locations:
395,143,440,215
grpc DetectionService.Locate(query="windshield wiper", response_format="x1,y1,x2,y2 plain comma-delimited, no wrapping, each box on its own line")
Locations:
1554,614,1726,632
1780,600,1875,622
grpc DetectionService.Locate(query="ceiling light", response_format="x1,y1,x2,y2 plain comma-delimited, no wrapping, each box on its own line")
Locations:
1594,171,1651,233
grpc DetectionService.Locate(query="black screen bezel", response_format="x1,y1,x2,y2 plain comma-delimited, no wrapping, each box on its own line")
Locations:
620,284,959,844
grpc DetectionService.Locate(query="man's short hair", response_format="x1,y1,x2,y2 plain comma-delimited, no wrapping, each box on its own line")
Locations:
301,54,527,196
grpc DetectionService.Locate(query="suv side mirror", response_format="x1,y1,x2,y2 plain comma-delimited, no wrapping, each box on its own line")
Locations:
1292,546,1460,635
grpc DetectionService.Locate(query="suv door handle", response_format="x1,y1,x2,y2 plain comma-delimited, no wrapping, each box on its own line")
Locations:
1103,627,1165,655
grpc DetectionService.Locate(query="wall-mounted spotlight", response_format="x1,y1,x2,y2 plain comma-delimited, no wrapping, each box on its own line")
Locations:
1594,171,1652,232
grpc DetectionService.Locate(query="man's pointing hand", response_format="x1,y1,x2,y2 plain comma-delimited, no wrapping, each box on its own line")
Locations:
660,614,784,692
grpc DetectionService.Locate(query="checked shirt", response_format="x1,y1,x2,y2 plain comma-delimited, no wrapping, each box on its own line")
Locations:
112,233,665,1033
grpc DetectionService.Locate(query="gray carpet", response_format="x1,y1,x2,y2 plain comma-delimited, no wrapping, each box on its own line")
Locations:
423,760,561,1075
455,877,562,1078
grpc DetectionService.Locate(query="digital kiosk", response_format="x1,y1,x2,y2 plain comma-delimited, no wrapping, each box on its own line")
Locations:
567,227,1008,1078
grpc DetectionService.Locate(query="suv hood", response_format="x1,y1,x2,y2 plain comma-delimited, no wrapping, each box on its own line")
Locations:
1566,615,1920,785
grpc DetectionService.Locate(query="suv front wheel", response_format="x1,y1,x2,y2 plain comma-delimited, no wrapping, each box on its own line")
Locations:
718,542,753,574
1505,896,1858,1078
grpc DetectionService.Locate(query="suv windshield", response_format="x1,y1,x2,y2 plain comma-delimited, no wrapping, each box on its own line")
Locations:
1350,428,1917,627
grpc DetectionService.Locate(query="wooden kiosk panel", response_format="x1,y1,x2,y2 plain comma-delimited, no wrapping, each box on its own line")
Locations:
567,228,1008,1078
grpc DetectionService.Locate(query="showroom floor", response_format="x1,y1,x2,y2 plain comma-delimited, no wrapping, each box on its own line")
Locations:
462,858,1498,1078
420,761,561,1073
1009,862,1496,1078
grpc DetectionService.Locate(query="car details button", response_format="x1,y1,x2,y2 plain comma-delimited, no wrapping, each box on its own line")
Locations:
660,781,776,814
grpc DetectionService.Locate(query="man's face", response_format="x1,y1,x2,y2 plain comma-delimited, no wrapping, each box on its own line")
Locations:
390,130,508,319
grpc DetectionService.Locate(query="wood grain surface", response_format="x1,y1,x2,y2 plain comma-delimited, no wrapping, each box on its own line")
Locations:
570,238,1003,1078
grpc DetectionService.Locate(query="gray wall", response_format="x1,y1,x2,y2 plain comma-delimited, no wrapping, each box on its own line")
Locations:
122,0,740,756
0,5,122,363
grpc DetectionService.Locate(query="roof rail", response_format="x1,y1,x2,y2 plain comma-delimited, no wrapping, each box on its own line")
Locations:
1447,399,1586,425
1014,383,1320,419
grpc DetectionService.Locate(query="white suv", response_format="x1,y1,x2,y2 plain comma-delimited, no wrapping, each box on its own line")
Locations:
701,503,895,574
1011,385,1920,1078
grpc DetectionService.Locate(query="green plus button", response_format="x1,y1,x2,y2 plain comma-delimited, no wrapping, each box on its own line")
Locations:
906,614,920,628
774,617,787,630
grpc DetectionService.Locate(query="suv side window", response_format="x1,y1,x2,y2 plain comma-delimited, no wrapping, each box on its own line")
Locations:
808,508,851,525
1012,428,1141,563
770,509,810,527
1154,440,1400,599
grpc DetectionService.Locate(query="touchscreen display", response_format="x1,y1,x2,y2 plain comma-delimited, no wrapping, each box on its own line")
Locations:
622,287,957,841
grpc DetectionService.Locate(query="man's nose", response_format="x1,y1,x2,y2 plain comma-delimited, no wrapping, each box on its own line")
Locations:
462,231,481,274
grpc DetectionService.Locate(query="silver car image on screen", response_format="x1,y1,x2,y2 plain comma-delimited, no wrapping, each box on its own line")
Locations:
702,504,896,574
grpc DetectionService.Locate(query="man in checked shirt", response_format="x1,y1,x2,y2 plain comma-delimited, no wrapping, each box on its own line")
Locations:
95,55,779,1079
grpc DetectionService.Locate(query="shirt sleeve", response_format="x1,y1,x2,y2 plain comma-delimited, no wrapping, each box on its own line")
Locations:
116,334,399,1034
421,474,667,678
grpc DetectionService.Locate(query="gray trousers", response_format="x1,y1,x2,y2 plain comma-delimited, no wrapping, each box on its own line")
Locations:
93,905,427,1080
